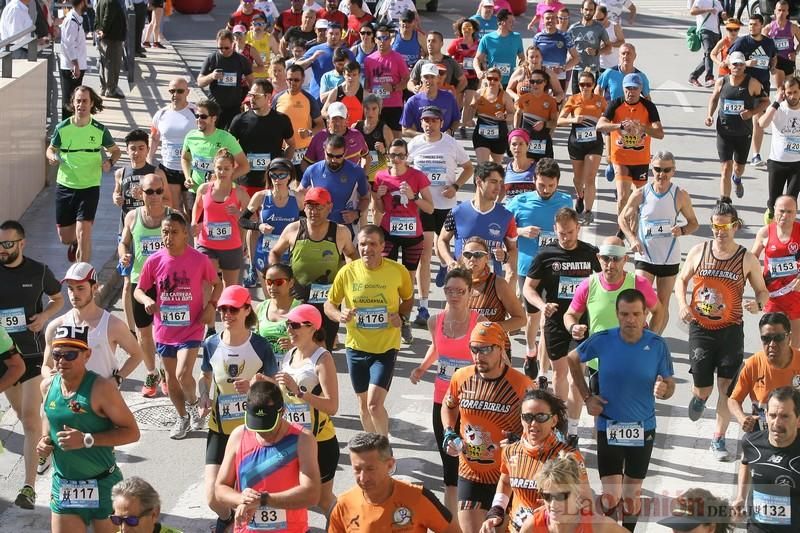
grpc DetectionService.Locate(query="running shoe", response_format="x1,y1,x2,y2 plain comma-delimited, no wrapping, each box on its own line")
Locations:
37,454,51,475
524,356,539,379
154,42,166,49
751,153,766,169
67,241,78,263
14,485,35,509
710,436,729,461
187,401,206,431
141,371,160,398
401,320,413,344
687,395,707,421
580,211,594,225
703,78,715,88
605,164,615,182
565,434,579,449
414,306,430,327
142,41,151,48
575,196,584,214
688,77,702,87
732,175,744,198
243,266,258,288
764,208,774,225
170,415,190,439
458,126,467,140
435,266,447,288
159,368,169,396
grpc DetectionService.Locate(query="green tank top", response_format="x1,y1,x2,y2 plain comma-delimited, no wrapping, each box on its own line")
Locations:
290,219,343,292
586,272,635,371
44,371,116,480
131,207,171,284
256,298,301,364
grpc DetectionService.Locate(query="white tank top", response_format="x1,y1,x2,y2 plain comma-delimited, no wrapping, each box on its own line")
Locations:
64,309,117,378
599,21,620,70
636,182,681,266
280,346,328,395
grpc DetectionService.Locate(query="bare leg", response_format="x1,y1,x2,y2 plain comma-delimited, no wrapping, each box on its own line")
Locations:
5,376,43,487
75,220,93,263
367,384,390,436
583,154,601,213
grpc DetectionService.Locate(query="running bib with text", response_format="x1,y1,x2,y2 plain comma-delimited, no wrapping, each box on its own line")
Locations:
60,479,99,509
538,231,558,247
284,402,311,428
775,37,791,50
248,153,271,171
140,236,163,256
722,99,745,115
356,306,388,329
192,156,213,174
218,393,247,421
557,276,583,298
527,139,547,154
419,163,446,186
389,216,417,236
606,421,644,447
644,219,672,239
220,72,238,86
249,507,288,531
292,147,307,165
308,283,331,304
463,57,475,70
754,56,770,69
752,491,791,525
0,307,26,333
478,124,499,139
769,256,798,278
784,136,800,154
437,355,470,381
207,222,233,241
576,126,597,142
160,304,190,326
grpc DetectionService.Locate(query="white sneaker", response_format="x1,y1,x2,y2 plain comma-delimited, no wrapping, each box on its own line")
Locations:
187,401,206,431
170,415,190,440
36,455,51,475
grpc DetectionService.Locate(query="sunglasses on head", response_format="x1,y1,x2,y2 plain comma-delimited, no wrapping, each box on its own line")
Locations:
143,188,164,196
218,305,243,315
287,321,312,330
761,333,788,344
521,412,554,424
168,88,186,94
463,251,488,260
469,344,495,355
0,239,22,249
52,350,81,361
541,491,571,502
265,277,289,286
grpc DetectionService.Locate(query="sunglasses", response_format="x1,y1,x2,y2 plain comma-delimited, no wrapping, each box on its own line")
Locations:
470,345,495,355
521,412,554,424
0,239,22,249
248,92,267,98
218,305,243,315
530,79,546,84
326,152,345,159
109,513,151,526
711,222,736,231
265,278,289,286
287,78,303,83
168,88,186,94
463,251,488,259
541,491,571,502
253,22,266,27
195,113,211,120
269,171,291,180
444,287,467,296
578,82,593,88
653,166,674,173
52,350,81,361
599,255,623,263
143,188,164,196
388,152,407,159
761,333,788,344
360,31,373,36
287,321,313,329
487,77,500,82
375,35,392,41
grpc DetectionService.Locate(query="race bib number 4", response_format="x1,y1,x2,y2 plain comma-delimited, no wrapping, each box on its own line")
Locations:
207,222,233,241
557,276,583,299
0,307,26,333
284,402,311,428
389,216,417,236
575,126,597,142
60,479,99,509
308,283,331,304
769,256,798,278
606,421,644,447
160,304,190,326
356,306,388,329
249,507,288,531
644,219,672,239
219,393,247,421
752,491,791,525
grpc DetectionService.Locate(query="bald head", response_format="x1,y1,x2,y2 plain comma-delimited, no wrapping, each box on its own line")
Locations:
603,236,625,247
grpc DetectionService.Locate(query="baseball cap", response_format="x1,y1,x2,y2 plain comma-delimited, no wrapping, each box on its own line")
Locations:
328,101,348,119
62,262,97,284
304,187,332,205
622,72,643,88
217,285,252,308
400,9,416,22
232,24,247,34
470,321,508,347
480,0,495,6
508,128,530,144
420,105,443,119
657,489,731,532
283,303,323,330
52,324,90,351
421,62,440,77
327,21,342,30
245,381,285,433
724,18,742,30
598,243,627,257
728,51,746,65
315,19,329,29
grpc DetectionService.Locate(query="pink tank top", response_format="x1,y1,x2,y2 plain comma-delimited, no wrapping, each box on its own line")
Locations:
197,181,242,250
433,310,479,404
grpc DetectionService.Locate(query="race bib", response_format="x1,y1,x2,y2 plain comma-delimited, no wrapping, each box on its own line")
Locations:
308,283,331,304
644,219,672,240
496,63,511,75
192,155,213,175
754,56,770,69
220,72,238,86
752,490,791,525
722,99,745,115
373,76,392,99
249,507,288,531
437,355,470,381
160,304,190,326
769,256,798,278
538,231,558,247
419,164,447,186
0,307,26,333
478,124,499,139
527,139,547,154
606,421,644,447
575,126,597,143
389,216,417,236
369,150,379,163
284,402,311,428
218,393,247,421
463,57,475,70
60,479,99,509
557,276,583,299
784,136,800,154
775,37,791,50
140,235,163,256
292,147,307,165
356,306,388,329
207,222,233,241
164,141,183,163
248,153,271,171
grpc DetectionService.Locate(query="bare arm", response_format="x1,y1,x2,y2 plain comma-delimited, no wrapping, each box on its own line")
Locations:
674,245,702,317
0,350,25,393
436,228,456,268
232,151,251,182
91,378,141,446
495,277,526,332
750,226,769,258
677,189,700,236
110,318,145,378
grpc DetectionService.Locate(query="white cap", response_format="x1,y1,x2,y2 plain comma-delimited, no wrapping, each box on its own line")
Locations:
728,51,746,65
315,19,328,29
480,0,495,6
328,101,348,119
62,262,97,283
421,62,440,77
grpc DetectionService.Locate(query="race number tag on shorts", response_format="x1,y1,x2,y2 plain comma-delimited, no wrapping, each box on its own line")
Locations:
784,136,800,154
284,402,311,428
437,355,470,381
140,235,163,256
606,421,644,447
389,216,417,236
308,283,331,304
0,307,26,333
207,222,233,241
356,306,388,329
722,99,745,115
557,276,582,299
644,219,672,239
527,139,547,154
478,124,499,139
292,147,307,165
754,56,770,69
192,156,213,174
752,491,792,525
420,164,446,186
160,304,190,326
248,153,271,171
60,479,99,509
775,37,791,50
576,127,597,143
249,507,288,531
218,393,247,421
463,57,475,70
220,72,238,86
538,231,558,247
769,256,798,278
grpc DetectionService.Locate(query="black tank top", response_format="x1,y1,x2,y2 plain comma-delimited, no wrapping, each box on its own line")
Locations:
716,74,755,137
120,162,157,221
355,119,387,150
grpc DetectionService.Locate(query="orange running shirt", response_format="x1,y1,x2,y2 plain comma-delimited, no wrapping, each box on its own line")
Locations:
515,93,559,126
603,97,660,166
561,93,606,120
445,365,532,484
689,242,746,329
730,349,800,405
328,479,452,533
274,90,316,151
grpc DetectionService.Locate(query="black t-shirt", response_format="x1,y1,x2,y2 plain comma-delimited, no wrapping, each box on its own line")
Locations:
229,109,295,187
742,430,800,533
200,51,253,108
526,241,601,320
729,35,777,90
0,257,62,357
284,27,317,49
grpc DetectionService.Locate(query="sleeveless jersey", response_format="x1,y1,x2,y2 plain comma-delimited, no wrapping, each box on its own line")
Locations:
716,75,755,137
256,298,301,367
392,30,421,68
119,163,156,222
469,274,507,323
254,191,299,272
45,371,116,480
234,424,306,533
636,182,681,266
196,182,243,250
586,272,635,335
355,119,389,181
290,220,343,303
767,20,795,59
279,346,336,441
690,243,747,329
432,311,479,404
451,201,514,275
529,506,594,533
131,207,171,284
335,84,364,124
64,310,116,379
763,221,800,295
504,160,536,198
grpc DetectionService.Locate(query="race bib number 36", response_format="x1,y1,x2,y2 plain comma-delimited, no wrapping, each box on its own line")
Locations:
207,222,233,241
60,479,99,509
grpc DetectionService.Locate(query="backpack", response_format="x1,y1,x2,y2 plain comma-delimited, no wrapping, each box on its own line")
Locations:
687,13,711,52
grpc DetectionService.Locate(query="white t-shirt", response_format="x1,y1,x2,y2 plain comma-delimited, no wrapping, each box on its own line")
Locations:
407,133,470,210
254,0,279,19
599,20,620,70
769,103,800,163
690,0,723,34
599,0,633,24
152,104,198,171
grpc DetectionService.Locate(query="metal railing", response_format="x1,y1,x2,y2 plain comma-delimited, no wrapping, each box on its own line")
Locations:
0,24,38,78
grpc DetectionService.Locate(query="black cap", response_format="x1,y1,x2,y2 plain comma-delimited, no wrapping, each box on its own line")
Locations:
401,9,416,22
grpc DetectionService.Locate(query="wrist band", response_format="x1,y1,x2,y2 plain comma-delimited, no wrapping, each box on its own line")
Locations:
773,101,781,110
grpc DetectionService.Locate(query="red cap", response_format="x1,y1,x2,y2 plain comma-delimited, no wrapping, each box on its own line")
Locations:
283,304,323,330
304,187,332,205
217,285,252,308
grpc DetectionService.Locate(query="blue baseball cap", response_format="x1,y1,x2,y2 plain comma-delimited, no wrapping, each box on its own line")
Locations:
623,73,643,89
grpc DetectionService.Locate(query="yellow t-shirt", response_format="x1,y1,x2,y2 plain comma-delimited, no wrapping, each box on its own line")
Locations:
328,258,413,353
246,31,271,79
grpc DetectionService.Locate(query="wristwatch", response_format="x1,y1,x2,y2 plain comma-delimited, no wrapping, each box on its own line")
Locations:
83,432,95,449
295,389,305,399
452,183,460,191
260,491,270,507
412,192,420,201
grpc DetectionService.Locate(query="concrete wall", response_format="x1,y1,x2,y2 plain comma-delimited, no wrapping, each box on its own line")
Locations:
0,59,47,220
